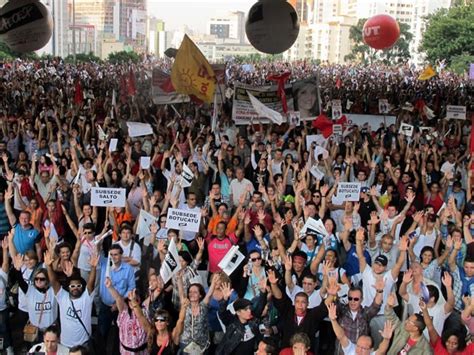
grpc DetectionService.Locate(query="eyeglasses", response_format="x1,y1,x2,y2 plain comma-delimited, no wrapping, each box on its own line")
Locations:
348,297,360,302
35,277,46,281
69,284,83,289
250,257,262,262
154,317,168,322
83,231,93,234
313,195,321,198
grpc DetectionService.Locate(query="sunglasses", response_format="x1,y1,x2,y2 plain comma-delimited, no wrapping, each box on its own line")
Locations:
69,284,83,289
251,257,262,262
348,297,360,302
160,220,166,223
313,195,321,198
35,277,46,281
154,317,168,322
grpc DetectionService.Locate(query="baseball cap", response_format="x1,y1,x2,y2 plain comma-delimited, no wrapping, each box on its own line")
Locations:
374,255,388,267
360,186,370,193
233,298,252,312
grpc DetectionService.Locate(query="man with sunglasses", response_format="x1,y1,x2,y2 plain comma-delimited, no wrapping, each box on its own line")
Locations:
333,283,384,355
45,250,98,350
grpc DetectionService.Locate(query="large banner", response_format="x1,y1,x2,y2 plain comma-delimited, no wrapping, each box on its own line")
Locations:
293,77,321,120
232,82,294,125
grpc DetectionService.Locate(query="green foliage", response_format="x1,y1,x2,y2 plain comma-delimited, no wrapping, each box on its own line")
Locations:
345,18,413,65
420,4,474,64
107,51,140,64
449,53,474,74
233,53,284,63
64,52,102,64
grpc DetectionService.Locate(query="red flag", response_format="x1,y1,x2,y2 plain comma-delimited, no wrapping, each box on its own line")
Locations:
120,75,128,104
74,80,83,105
160,77,175,93
335,77,342,89
267,72,291,113
127,68,137,96
312,113,347,138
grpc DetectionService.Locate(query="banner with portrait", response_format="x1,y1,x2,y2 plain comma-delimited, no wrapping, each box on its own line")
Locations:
292,77,321,120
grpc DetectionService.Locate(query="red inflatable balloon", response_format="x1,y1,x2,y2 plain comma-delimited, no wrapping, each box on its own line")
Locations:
363,15,400,50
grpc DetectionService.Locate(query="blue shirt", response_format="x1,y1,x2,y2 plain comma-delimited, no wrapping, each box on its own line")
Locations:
343,244,372,277
13,224,40,254
99,257,136,306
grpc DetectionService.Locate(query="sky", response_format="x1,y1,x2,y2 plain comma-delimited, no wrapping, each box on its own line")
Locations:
148,0,256,32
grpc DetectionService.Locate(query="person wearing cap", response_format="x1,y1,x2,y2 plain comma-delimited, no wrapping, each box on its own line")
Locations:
356,228,409,348
367,211,399,271
216,282,267,355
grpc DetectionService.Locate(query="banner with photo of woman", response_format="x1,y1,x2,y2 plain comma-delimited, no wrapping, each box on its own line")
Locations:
292,77,321,120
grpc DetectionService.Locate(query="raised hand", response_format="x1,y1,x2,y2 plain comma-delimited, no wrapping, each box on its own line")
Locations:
327,302,337,321
196,237,205,250
355,227,365,243
379,320,394,340
253,225,263,239
267,269,279,284
13,254,24,271
441,271,453,289
403,269,413,284
373,277,385,292
398,235,409,251
63,260,74,277
220,282,233,301
104,277,112,288
386,292,397,308
283,255,292,271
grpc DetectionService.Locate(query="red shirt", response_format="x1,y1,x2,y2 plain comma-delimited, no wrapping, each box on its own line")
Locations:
279,348,313,355
432,337,474,355
205,233,238,273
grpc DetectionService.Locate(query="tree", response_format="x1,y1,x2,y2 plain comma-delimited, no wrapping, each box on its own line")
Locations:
345,18,413,65
420,4,474,65
449,53,474,74
64,52,101,64
107,51,140,64
0,41,38,60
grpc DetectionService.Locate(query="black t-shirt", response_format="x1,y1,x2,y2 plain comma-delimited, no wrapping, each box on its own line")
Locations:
230,324,258,355
359,199,376,227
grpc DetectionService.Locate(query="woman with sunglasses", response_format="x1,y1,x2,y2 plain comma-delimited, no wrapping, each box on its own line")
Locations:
11,253,58,343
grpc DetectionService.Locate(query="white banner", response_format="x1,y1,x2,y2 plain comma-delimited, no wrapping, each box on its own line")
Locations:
127,122,153,138
218,245,245,275
336,182,361,202
378,99,390,114
160,238,181,283
446,105,466,120
300,217,329,238
399,123,414,137
165,208,201,233
91,187,126,207
248,91,284,125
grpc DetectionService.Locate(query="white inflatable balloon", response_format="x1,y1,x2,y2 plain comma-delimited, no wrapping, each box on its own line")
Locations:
245,0,299,54
0,0,53,53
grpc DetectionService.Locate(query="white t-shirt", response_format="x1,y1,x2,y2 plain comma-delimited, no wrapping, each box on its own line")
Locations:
26,287,58,329
413,227,438,258
343,341,375,355
116,240,142,271
19,265,40,312
78,239,95,272
361,266,396,315
56,288,93,348
28,343,70,354
407,293,449,339
0,269,8,311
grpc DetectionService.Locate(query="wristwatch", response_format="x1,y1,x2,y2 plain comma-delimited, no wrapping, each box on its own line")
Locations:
376,289,383,293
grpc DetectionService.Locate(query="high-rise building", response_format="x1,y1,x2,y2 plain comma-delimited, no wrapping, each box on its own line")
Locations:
38,0,70,57
148,18,166,57
207,11,246,43
289,0,315,25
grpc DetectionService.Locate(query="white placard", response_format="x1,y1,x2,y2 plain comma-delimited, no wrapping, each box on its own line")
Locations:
127,122,153,138
218,245,245,275
140,156,151,169
446,105,466,120
91,187,126,207
314,146,329,161
310,165,325,180
300,217,329,238
137,209,158,241
336,182,361,202
248,91,284,125
378,99,390,114
399,123,414,137
288,111,301,126
179,163,194,188
306,134,327,150
159,238,182,284
109,138,118,152
332,100,342,120
165,208,202,233
333,124,343,136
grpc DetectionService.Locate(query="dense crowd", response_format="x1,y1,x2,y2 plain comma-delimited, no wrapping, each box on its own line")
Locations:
0,57,472,355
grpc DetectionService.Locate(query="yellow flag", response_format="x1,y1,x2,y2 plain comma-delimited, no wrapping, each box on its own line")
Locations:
171,35,215,102
418,65,436,81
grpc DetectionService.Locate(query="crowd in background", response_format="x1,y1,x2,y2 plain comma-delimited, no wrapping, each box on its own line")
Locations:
0,57,472,355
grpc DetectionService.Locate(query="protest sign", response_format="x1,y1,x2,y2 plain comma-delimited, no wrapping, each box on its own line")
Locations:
306,134,327,150
292,78,321,120
310,165,325,180
127,122,153,138
332,100,342,120
165,208,202,233
140,156,151,169
137,209,158,241
446,105,466,120
314,146,329,161
378,99,390,114
300,217,329,238
109,138,118,152
333,124,343,136
288,111,301,126
232,82,294,124
160,238,181,283
179,163,194,188
218,246,245,275
91,187,126,207
151,68,190,105
346,114,396,128
336,182,361,202
399,123,414,137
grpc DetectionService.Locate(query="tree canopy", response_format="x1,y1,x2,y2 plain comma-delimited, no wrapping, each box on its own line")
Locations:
420,3,474,65
107,51,141,64
345,19,413,65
